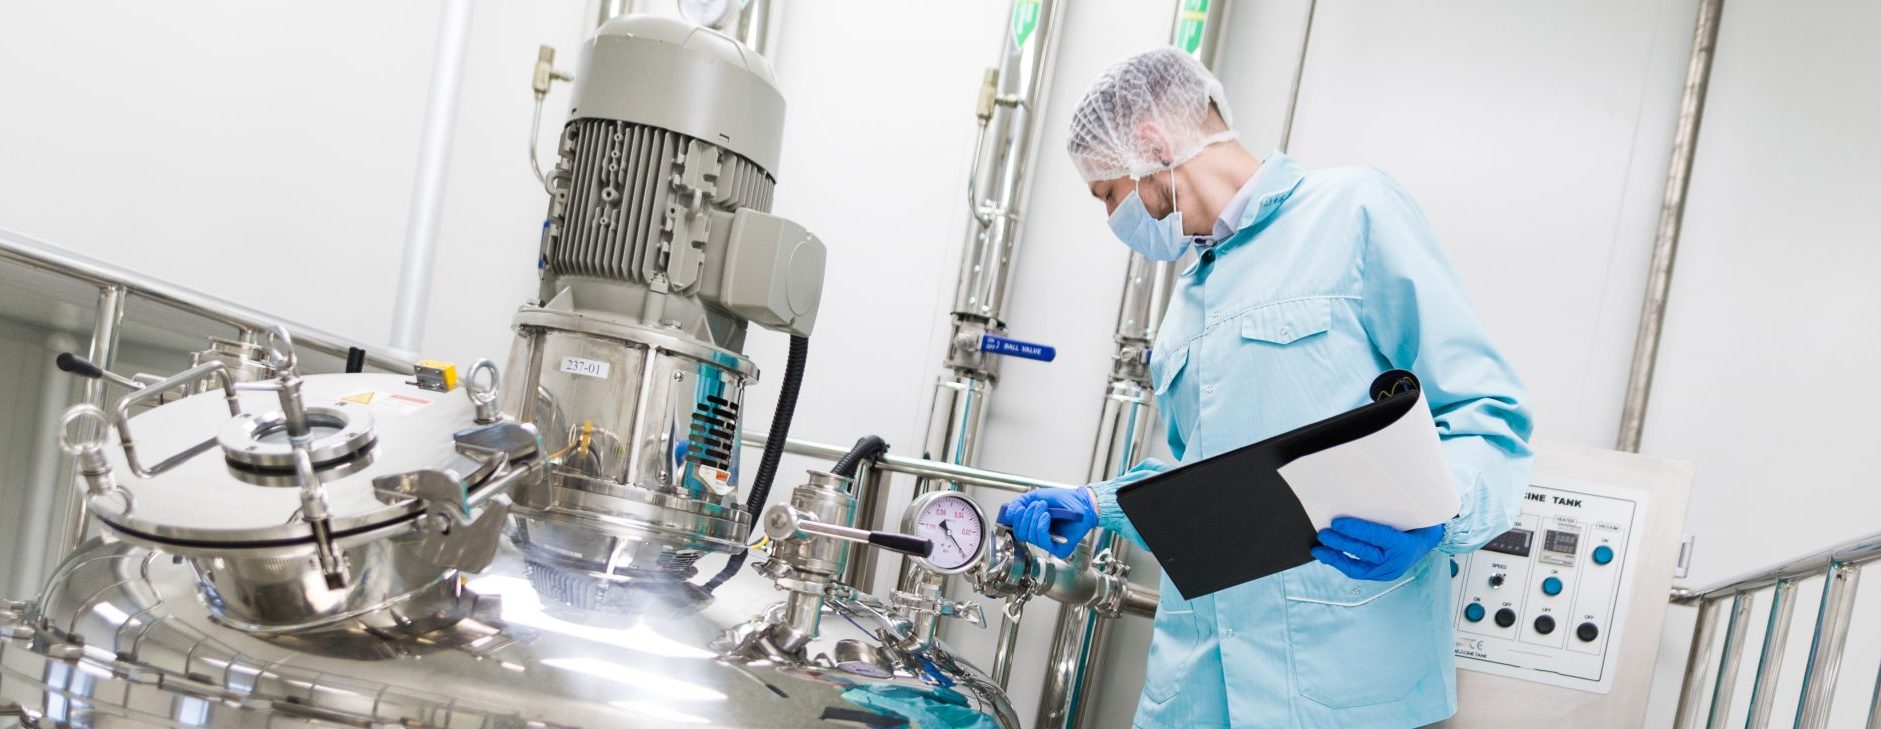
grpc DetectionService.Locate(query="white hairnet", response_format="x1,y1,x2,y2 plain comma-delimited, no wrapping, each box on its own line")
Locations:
1066,47,1238,183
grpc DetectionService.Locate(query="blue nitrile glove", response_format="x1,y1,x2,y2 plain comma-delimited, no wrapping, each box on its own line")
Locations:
1311,516,1446,581
995,487,1097,560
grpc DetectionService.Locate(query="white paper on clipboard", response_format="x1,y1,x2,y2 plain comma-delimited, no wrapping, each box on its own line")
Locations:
1276,390,1459,532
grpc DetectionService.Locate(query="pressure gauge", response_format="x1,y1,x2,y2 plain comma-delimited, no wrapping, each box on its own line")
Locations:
679,0,738,30
902,492,988,574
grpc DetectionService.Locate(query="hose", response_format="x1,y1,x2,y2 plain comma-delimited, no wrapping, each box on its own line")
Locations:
705,334,810,592
830,435,889,478
743,334,809,515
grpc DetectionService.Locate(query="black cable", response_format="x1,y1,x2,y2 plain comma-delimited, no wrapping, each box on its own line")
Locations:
704,334,811,593
742,334,809,516
830,435,889,478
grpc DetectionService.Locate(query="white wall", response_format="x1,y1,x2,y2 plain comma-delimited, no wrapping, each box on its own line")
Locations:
0,2,441,344
1638,1,1881,726
5,0,1880,727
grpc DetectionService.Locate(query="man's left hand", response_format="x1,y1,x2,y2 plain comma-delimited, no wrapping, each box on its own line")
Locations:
1311,517,1445,581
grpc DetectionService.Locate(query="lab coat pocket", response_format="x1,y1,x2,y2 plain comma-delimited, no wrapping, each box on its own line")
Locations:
1282,558,1437,708
1141,606,1200,705
1239,296,1333,346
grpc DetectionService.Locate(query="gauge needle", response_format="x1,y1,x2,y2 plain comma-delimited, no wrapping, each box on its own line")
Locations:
939,519,967,554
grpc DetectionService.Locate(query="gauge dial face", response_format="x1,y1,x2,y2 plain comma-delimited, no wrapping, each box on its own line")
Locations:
909,493,985,573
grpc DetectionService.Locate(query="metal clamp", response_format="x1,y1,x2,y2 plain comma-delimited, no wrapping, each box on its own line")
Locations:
890,586,987,629
465,359,502,423
60,404,131,512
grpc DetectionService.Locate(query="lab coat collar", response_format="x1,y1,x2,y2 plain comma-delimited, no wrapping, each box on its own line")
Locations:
1183,151,1304,277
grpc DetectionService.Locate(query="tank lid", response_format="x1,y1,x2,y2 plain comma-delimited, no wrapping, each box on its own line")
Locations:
88,373,487,550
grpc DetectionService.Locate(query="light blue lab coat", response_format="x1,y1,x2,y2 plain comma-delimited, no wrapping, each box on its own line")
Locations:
1089,152,1534,728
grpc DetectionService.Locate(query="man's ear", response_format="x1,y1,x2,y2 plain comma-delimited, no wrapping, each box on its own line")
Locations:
1133,122,1172,167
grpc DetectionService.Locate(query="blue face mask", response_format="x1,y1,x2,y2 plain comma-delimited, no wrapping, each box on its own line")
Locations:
1108,177,1188,262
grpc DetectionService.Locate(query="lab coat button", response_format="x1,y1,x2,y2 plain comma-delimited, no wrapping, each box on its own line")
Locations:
1223,628,1235,638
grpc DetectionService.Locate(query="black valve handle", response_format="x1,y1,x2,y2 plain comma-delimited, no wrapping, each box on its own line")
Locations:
56,352,105,379
869,532,934,558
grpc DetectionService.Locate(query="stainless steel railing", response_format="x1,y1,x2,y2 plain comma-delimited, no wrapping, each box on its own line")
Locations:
1670,529,1881,728
0,226,418,590
0,227,418,372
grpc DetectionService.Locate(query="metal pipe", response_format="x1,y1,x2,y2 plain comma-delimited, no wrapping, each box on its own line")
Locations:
1743,578,1799,728
734,0,774,56
42,286,123,565
389,0,475,352
1709,591,1756,727
990,603,1024,687
1277,0,1316,152
1795,562,1862,729
0,228,414,371
740,433,1069,494
947,0,1062,329
1869,660,1881,729
841,460,890,589
909,0,1065,535
15,333,80,598
1672,597,1724,729
1037,2,1230,726
1615,0,1725,452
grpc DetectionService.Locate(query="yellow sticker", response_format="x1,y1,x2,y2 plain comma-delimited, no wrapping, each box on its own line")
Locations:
341,392,376,405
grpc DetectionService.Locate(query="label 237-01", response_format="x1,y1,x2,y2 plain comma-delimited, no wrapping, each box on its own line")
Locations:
559,356,610,379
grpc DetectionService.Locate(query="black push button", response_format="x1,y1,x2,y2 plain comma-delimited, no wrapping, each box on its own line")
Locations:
1494,608,1517,628
1534,614,1556,635
1576,622,1600,642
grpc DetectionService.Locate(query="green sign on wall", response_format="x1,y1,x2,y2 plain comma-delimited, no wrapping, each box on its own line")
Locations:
1012,0,1042,49
1174,0,1211,55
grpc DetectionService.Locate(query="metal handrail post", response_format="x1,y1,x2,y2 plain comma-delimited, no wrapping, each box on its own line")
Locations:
1710,591,1757,726
41,285,124,571
1744,578,1800,728
1673,597,1725,729
1794,562,1862,729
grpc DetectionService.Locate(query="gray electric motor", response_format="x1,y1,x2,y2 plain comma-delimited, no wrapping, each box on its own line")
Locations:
503,14,825,572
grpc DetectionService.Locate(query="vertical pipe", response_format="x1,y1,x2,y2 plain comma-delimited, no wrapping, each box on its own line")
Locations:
13,332,80,598
1673,598,1726,729
1615,0,1725,452
841,461,892,590
595,0,631,27
389,0,475,352
1036,2,1229,726
43,285,125,570
1710,591,1757,727
1276,0,1316,152
1795,562,1862,729
1744,578,1800,729
904,0,1063,602
735,0,774,56
1869,660,1881,729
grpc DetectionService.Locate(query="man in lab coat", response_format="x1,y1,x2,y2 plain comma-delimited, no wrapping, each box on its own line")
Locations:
996,48,1534,728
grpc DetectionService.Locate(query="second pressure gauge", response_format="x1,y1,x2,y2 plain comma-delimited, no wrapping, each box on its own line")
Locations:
902,492,988,574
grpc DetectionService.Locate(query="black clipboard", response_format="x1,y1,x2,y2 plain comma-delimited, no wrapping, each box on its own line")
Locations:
1115,370,1426,600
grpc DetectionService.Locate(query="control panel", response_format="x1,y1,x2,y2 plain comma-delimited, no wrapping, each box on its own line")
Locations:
1451,478,1648,694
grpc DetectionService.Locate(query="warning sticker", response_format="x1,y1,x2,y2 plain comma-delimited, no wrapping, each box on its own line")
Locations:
341,391,433,416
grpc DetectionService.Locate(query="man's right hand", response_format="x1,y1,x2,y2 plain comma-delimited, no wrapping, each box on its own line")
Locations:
995,487,1098,559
